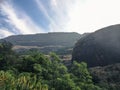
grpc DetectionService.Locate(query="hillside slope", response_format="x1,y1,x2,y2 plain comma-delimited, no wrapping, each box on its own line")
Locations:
89,63,120,90
72,24,120,67
2,32,81,54
4,32,81,47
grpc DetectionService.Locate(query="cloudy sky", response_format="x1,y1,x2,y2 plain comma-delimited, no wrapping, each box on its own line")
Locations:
0,0,120,38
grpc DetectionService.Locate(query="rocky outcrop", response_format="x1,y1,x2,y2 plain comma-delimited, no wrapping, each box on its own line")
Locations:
72,24,120,67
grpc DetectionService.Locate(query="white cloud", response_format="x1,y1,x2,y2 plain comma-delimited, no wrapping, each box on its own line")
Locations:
0,0,45,36
1,0,120,36
49,0,120,33
34,0,59,32
35,0,73,32
64,0,120,33
51,0,57,6
0,28,14,39
49,0,73,32
35,0,52,21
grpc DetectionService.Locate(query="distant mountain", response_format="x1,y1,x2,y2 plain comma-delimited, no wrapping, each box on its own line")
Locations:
72,24,120,67
2,32,81,54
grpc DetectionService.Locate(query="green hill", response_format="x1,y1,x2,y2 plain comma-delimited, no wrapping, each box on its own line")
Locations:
2,32,81,54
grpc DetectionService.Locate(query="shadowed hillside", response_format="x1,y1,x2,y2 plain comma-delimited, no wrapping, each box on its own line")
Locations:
89,63,120,90
72,24,120,67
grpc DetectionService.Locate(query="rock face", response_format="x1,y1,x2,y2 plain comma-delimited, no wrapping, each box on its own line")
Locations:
72,24,120,67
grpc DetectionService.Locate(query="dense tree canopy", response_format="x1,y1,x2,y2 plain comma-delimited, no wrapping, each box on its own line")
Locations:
0,41,104,90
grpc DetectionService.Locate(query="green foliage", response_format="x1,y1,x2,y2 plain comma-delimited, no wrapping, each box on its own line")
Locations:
70,61,92,83
0,71,48,90
0,40,13,55
70,61,101,90
0,41,101,90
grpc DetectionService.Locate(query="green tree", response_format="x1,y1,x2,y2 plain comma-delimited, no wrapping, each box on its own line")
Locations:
70,61,101,90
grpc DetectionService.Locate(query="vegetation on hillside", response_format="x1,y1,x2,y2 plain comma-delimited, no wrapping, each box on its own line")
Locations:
2,32,81,54
4,32,81,47
90,63,120,90
0,41,101,90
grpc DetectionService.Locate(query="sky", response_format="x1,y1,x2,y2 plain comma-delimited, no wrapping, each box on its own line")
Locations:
0,0,120,38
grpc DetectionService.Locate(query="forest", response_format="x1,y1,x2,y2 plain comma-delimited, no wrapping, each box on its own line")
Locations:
0,41,104,90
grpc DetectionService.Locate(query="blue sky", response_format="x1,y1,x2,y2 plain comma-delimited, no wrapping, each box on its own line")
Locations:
1,0,120,38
